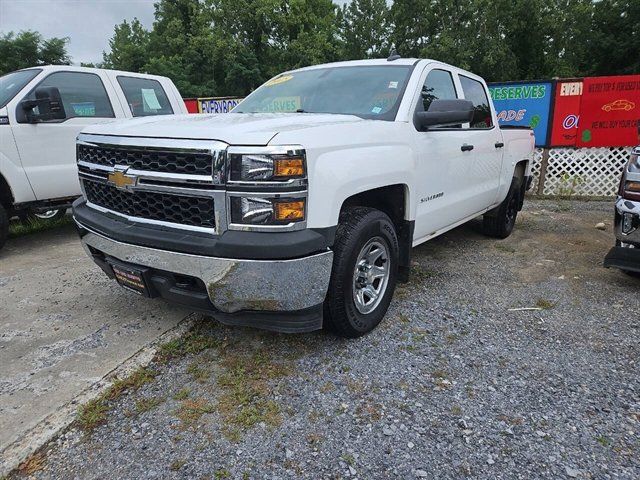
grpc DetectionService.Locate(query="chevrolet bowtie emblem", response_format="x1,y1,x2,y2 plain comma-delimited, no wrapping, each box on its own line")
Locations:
108,170,136,190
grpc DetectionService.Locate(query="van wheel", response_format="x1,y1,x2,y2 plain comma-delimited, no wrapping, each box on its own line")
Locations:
325,207,399,338
483,176,522,239
0,204,9,251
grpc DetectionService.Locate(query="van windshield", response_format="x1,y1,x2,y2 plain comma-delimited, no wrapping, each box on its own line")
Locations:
236,65,412,121
0,69,41,108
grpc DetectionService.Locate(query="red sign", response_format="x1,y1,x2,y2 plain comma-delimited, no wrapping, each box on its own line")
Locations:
183,98,199,114
577,75,640,147
549,80,583,147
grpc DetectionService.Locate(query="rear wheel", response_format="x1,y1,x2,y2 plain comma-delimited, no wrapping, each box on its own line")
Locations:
0,204,8,251
325,207,399,338
483,176,522,239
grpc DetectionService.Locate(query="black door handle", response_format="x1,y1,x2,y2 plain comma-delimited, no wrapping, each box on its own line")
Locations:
495,142,504,148
461,144,474,152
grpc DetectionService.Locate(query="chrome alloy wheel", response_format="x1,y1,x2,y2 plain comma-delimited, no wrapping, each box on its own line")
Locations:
352,238,390,314
34,210,60,220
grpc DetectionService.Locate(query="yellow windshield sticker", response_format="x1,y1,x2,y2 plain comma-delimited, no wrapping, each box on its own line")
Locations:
265,75,294,87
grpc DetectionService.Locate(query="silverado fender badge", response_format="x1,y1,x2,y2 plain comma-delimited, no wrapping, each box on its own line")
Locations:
108,168,137,190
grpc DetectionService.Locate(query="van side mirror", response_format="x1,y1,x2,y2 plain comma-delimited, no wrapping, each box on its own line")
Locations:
19,86,66,123
415,99,474,130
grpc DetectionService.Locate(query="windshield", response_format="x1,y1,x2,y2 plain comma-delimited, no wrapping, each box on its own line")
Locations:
0,69,41,108
236,65,412,121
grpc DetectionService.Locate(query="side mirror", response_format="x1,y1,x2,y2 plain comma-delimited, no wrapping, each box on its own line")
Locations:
19,86,66,123
415,99,474,130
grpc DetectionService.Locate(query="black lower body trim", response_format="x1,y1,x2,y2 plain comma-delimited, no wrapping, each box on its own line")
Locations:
604,245,640,273
211,305,323,334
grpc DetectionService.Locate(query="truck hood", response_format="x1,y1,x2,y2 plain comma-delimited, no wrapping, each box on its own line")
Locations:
81,112,366,146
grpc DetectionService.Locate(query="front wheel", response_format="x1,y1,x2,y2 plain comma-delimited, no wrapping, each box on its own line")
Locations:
21,208,66,224
325,207,399,338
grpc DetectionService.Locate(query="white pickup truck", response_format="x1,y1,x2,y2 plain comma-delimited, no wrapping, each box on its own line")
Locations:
0,65,187,249
72,57,534,337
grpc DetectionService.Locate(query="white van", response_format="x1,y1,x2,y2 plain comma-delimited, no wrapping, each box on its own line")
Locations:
0,65,187,249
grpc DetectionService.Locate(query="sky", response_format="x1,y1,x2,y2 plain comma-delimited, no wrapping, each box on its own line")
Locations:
0,0,352,65
0,0,159,64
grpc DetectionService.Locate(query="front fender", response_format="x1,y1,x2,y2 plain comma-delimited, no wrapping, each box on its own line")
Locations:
306,144,415,228
0,135,36,204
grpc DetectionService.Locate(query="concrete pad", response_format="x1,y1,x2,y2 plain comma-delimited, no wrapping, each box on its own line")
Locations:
0,224,190,471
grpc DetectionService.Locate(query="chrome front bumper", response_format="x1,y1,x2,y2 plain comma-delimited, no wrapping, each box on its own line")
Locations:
78,224,333,314
614,197,640,244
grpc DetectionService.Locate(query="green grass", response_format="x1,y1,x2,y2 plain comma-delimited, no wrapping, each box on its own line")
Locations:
535,298,556,310
135,396,164,414
173,387,191,401
8,215,73,238
175,398,215,426
216,349,291,437
170,459,186,471
76,367,156,431
186,362,210,383
156,327,219,362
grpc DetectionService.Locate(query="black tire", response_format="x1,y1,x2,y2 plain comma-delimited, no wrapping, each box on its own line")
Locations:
0,203,8,251
21,208,66,224
483,176,522,239
616,240,640,278
325,207,399,338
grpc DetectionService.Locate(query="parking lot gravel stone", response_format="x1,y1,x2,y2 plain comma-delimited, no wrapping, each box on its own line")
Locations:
9,200,640,479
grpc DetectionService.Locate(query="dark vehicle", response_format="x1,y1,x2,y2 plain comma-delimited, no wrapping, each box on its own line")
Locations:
604,145,640,274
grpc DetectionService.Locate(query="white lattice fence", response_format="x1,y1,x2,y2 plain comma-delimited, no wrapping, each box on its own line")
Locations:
531,146,632,197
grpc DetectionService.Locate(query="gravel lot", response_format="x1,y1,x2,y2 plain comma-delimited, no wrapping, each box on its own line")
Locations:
9,199,640,479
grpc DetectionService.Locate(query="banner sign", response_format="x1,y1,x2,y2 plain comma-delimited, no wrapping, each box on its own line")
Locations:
488,82,552,147
576,75,640,147
198,97,243,114
549,80,583,147
183,98,199,114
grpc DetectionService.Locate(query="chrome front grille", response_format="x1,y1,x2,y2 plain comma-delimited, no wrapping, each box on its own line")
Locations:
83,178,216,229
77,133,228,233
77,144,214,176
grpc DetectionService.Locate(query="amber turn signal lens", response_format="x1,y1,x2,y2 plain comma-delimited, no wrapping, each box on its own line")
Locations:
274,158,304,177
625,181,640,192
275,200,305,221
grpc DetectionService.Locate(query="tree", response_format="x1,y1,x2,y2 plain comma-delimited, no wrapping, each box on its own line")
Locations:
340,0,390,59
586,0,640,76
102,19,151,73
0,31,70,75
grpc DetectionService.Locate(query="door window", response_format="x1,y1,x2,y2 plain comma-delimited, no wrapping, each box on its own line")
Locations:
459,75,493,129
117,76,174,117
24,71,114,120
420,69,457,111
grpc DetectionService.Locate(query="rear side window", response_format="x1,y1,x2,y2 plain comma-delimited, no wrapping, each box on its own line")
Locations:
421,69,457,111
25,71,114,119
459,75,493,128
117,76,174,117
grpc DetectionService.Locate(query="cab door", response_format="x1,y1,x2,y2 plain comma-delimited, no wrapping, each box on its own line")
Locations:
411,66,477,241
455,74,503,208
10,70,123,200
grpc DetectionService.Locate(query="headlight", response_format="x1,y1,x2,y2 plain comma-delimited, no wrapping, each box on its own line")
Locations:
229,195,306,228
227,146,307,185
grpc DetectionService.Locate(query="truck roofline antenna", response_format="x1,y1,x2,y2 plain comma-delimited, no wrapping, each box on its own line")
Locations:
387,47,401,62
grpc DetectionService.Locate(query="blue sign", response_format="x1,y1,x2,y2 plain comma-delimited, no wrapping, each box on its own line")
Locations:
199,98,243,114
488,82,553,147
